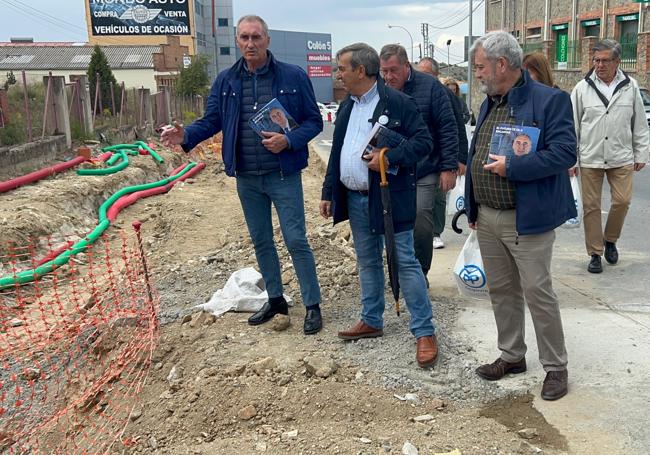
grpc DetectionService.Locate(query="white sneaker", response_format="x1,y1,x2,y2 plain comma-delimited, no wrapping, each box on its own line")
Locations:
433,236,444,249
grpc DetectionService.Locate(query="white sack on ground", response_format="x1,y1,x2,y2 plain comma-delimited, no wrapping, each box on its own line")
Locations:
198,267,292,317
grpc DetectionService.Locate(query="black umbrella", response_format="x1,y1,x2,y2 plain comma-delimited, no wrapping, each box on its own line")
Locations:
379,148,400,316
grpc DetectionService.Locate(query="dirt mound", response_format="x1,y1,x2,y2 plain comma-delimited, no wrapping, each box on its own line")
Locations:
0,142,564,454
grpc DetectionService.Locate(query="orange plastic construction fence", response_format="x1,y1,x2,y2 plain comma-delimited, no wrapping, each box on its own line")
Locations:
0,229,159,454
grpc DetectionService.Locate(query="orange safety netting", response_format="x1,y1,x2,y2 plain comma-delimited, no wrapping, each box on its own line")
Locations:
0,229,159,454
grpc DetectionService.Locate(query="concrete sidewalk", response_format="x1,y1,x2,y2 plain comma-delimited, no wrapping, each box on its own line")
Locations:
310,130,650,455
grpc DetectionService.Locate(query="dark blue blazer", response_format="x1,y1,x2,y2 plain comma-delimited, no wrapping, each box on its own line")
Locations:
465,70,577,234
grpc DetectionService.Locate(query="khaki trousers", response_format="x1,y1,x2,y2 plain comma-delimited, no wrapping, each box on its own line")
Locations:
477,206,568,372
580,165,634,256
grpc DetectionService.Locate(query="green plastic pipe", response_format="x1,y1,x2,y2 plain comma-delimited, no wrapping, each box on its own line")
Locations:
101,144,141,152
0,162,197,290
98,162,196,221
78,150,129,176
136,141,164,164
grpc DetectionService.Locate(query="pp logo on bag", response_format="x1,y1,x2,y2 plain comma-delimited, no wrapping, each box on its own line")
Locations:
455,196,465,211
459,264,486,289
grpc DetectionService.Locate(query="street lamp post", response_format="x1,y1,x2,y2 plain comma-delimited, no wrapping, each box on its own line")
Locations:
446,39,452,76
388,24,414,63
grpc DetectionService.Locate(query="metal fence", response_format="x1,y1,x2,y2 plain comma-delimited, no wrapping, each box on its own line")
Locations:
619,41,638,70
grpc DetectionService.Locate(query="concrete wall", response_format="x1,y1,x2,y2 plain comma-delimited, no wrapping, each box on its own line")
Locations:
0,135,67,179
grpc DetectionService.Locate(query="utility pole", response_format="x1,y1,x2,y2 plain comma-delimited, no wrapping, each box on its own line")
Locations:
468,0,473,121
446,39,452,76
421,23,430,58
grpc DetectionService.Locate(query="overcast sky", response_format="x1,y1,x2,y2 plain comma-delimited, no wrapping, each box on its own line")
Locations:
0,0,485,65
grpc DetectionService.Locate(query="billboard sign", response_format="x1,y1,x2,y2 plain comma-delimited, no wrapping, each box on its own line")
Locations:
88,0,191,36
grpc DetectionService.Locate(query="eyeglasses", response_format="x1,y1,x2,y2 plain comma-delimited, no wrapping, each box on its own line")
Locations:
592,58,616,65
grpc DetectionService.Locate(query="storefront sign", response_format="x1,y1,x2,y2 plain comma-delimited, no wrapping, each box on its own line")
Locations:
88,0,191,36
551,23,569,31
617,14,639,22
581,19,600,27
308,65,332,78
307,53,331,63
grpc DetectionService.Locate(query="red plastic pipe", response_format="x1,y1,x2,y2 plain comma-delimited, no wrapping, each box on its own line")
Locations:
0,152,111,194
106,162,205,222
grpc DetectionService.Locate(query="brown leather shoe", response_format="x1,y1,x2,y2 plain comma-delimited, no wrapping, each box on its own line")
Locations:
541,370,568,401
338,320,383,340
416,335,438,368
475,357,527,381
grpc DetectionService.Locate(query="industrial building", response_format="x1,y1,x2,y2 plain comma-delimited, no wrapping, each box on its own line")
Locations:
485,0,650,88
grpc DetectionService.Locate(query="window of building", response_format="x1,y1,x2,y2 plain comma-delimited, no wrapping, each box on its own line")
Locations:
195,2,204,16
197,31,206,47
551,23,569,69
581,19,600,38
527,27,542,39
218,18,229,27
617,14,638,67
220,47,231,56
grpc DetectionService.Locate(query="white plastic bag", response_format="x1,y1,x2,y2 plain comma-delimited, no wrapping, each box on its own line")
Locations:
198,267,292,317
447,175,466,216
453,231,490,300
562,176,582,229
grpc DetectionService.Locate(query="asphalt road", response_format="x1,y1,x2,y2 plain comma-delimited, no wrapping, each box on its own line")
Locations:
311,122,650,454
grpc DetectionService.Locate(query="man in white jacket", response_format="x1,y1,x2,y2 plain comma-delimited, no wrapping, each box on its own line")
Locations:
571,39,649,273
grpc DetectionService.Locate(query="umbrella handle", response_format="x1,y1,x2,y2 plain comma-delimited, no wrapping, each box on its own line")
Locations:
378,147,389,186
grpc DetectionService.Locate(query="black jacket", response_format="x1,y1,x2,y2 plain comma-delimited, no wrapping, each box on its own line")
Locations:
321,78,433,234
446,88,468,165
402,68,459,178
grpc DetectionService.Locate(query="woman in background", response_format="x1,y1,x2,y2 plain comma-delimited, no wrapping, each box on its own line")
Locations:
523,52,557,88
442,77,471,124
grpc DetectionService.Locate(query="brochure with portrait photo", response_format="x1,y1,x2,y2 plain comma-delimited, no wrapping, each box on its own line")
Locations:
248,98,299,138
488,124,541,163
359,122,405,174
360,123,407,159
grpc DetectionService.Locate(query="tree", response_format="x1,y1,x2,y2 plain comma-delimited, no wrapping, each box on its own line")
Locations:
176,55,210,97
87,45,121,115
3,71,17,90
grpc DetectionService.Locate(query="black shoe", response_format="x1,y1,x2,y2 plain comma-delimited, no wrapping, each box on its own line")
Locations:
303,306,322,335
604,241,618,265
248,298,288,326
476,357,527,381
587,254,602,273
541,370,568,401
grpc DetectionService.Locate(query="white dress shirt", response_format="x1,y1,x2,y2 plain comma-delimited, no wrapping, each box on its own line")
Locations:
594,68,625,101
339,83,380,191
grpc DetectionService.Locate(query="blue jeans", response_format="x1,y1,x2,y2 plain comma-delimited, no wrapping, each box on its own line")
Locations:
236,171,321,307
347,191,435,338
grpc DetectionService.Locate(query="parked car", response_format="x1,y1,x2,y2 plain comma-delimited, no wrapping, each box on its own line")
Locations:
640,88,650,127
317,102,337,123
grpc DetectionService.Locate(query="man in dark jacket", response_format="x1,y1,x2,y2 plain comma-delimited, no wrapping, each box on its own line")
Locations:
320,43,437,368
379,45,460,283
467,31,577,400
416,56,469,252
161,15,324,335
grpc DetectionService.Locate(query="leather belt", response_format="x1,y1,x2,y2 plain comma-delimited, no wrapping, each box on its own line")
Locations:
351,189,369,196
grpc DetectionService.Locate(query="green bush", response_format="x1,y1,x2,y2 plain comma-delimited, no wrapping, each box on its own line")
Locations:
183,110,197,123
70,120,92,141
0,123,25,146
